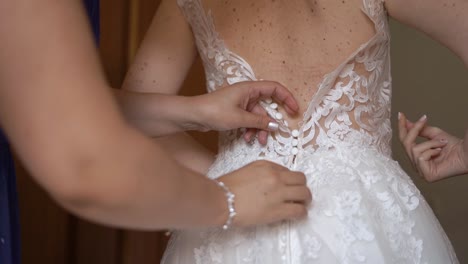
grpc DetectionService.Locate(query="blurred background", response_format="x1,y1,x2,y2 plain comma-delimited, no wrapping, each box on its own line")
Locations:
15,0,468,263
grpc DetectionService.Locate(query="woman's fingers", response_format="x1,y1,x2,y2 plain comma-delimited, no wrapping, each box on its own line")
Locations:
241,81,299,115
243,128,256,142
254,81,299,115
404,114,427,145
220,160,312,227
418,125,445,140
241,105,275,144
258,130,269,145
411,138,448,161
401,114,428,162
412,140,446,178
238,104,277,132
418,148,442,162
415,148,443,181
275,203,308,221
398,114,467,182
398,112,408,142
283,186,312,204
405,115,446,141
280,171,307,185
277,170,311,204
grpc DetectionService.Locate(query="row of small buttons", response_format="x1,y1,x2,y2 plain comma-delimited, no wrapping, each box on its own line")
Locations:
266,98,300,155
266,99,283,120
291,129,299,155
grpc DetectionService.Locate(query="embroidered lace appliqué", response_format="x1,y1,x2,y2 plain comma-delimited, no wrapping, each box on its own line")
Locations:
162,0,460,263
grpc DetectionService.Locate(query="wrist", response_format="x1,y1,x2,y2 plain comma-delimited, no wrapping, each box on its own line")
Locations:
183,95,213,132
206,178,231,227
165,95,206,132
214,180,237,230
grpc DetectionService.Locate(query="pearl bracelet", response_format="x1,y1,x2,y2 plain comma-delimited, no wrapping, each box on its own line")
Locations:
215,180,237,230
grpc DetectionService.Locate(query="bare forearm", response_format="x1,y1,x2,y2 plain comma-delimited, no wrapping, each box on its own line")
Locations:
155,133,215,174
0,0,225,230
387,0,468,65
115,89,203,136
115,90,215,173
58,127,225,230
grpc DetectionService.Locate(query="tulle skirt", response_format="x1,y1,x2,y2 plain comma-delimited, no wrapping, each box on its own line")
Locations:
162,144,458,264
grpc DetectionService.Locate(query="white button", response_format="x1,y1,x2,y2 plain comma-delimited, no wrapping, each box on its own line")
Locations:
291,129,300,137
270,103,278,109
291,147,299,155
275,113,283,120
292,139,299,146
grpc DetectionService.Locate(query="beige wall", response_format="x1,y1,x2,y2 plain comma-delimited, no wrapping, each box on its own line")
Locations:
390,19,468,261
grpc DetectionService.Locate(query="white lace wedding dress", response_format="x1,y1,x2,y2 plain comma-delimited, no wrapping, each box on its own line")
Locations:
162,0,459,263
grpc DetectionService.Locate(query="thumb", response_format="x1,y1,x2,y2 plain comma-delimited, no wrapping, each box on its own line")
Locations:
238,107,279,131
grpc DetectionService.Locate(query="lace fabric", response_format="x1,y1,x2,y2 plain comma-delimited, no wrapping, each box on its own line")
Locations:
178,0,392,162
162,0,459,263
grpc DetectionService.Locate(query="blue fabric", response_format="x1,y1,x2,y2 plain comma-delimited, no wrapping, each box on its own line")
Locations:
0,1,100,263
0,130,21,264
83,0,100,43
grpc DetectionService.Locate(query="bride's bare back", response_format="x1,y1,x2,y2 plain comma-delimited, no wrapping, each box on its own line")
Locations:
123,0,467,174
197,0,376,126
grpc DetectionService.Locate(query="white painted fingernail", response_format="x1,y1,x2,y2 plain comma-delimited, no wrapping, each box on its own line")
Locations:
268,122,279,131
419,114,427,121
398,112,402,120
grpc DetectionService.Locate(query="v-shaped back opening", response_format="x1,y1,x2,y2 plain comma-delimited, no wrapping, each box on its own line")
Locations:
179,0,392,157
179,0,386,131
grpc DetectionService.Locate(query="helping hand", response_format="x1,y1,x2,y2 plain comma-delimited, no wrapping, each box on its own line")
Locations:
190,81,299,145
216,160,311,228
